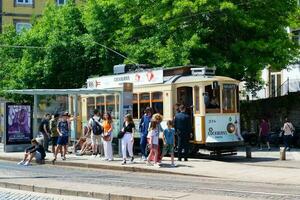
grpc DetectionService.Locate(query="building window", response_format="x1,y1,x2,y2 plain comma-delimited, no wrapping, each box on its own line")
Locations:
15,22,32,33
292,30,300,45
57,0,67,5
16,0,33,5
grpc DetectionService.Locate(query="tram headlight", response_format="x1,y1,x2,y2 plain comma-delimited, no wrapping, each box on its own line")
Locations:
227,123,236,133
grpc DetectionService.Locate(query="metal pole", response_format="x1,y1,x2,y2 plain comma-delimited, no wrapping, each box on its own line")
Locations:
33,94,38,138
73,94,78,141
118,91,124,157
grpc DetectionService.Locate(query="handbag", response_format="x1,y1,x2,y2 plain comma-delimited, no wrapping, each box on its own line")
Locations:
117,131,125,139
103,132,111,141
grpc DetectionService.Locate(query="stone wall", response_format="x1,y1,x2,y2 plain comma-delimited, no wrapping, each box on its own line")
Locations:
241,92,300,133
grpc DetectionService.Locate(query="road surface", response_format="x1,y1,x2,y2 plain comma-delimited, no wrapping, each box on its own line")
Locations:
0,160,300,200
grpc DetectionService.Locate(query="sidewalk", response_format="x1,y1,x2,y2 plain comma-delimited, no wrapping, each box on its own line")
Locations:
1,147,300,185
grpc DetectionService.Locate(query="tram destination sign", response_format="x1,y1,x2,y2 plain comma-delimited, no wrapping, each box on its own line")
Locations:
87,70,164,89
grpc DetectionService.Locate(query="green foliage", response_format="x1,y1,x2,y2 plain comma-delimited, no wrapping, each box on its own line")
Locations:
0,0,299,99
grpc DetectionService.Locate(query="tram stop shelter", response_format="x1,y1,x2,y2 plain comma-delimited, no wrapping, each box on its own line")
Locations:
6,88,126,146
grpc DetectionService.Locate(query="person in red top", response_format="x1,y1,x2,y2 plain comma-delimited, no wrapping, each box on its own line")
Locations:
259,119,271,151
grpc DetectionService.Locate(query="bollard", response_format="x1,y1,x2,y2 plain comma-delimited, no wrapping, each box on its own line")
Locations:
280,147,286,160
246,146,252,158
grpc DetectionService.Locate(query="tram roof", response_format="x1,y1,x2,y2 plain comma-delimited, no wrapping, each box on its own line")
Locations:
6,88,122,95
163,75,238,84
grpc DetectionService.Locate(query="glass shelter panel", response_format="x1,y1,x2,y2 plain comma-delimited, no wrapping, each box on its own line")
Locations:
96,96,105,115
106,95,115,117
87,97,95,118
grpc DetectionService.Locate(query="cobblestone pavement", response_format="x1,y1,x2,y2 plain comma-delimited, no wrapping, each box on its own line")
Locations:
0,188,97,200
1,160,300,200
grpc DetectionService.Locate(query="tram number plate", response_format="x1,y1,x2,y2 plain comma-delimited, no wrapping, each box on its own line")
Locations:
208,119,216,124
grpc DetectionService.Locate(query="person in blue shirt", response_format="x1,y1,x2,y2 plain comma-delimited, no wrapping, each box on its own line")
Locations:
52,112,70,164
139,107,152,161
174,105,192,161
162,120,176,167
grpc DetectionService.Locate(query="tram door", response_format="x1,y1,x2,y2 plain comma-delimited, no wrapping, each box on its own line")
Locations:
177,87,194,140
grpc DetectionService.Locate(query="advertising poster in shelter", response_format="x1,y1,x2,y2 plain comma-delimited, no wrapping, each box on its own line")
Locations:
6,104,32,144
0,103,5,141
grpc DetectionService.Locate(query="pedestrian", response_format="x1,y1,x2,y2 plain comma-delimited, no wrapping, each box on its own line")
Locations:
52,112,70,163
258,119,271,151
121,114,135,165
88,109,103,157
161,120,176,167
147,113,163,163
38,113,51,153
139,107,152,161
102,112,113,161
18,139,46,166
50,114,60,155
174,105,192,161
147,120,159,166
282,117,295,151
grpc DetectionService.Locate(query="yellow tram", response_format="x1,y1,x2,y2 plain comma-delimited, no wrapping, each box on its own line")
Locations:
81,65,244,154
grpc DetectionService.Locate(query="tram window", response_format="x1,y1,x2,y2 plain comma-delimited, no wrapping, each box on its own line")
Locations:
133,93,138,119
223,84,236,113
152,92,163,115
205,85,220,113
140,93,150,117
96,96,105,115
194,86,200,114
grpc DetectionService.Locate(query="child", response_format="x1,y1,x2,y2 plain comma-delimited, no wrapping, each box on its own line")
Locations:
162,120,176,167
147,120,159,166
18,139,46,166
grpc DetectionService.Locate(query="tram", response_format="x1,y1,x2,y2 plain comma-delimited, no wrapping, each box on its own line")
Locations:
81,65,244,154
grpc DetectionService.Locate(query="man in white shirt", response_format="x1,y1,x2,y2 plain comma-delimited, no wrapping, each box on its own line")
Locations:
88,109,103,157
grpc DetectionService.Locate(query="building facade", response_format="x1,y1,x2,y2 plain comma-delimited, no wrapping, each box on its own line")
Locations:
0,0,76,33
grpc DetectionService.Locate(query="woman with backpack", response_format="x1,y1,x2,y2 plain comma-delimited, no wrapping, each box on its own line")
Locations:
282,117,295,151
102,112,113,161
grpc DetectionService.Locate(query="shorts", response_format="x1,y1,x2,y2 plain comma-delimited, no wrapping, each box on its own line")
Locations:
51,137,58,146
91,134,102,145
163,144,174,155
57,136,68,146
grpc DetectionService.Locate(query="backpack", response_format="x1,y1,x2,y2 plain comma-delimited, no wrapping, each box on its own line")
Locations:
92,118,103,135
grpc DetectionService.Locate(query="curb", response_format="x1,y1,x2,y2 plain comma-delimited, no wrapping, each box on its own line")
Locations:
0,155,215,178
0,181,168,200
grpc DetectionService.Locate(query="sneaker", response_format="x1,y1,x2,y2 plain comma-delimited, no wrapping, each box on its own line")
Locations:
130,157,134,163
147,161,153,166
121,160,126,165
17,161,25,165
23,161,31,166
108,159,113,162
